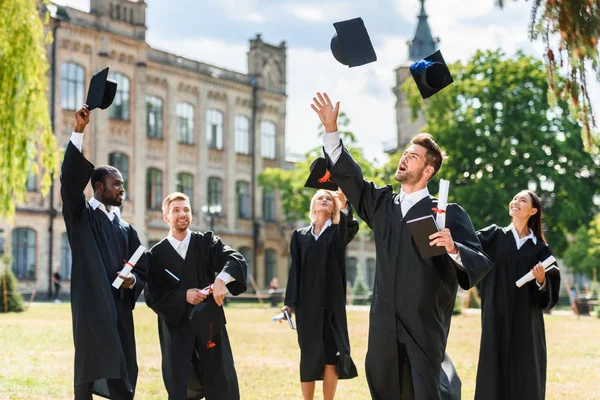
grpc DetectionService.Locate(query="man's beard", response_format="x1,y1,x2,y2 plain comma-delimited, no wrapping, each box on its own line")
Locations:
395,166,425,185
103,188,123,207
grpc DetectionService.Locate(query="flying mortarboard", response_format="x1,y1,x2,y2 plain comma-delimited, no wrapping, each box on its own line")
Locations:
409,50,453,99
331,17,377,67
189,297,225,350
85,67,118,110
304,157,338,191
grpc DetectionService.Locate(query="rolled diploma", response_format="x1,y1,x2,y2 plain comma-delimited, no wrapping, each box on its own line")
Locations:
436,179,450,229
272,312,286,322
112,245,146,289
199,284,214,296
515,255,557,288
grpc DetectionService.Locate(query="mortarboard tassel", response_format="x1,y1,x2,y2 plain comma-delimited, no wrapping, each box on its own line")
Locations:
206,321,216,349
317,170,334,184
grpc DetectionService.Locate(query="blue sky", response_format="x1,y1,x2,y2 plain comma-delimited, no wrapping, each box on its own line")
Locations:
59,0,600,164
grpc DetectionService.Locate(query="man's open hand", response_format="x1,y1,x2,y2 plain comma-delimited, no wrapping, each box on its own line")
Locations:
311,92,339,133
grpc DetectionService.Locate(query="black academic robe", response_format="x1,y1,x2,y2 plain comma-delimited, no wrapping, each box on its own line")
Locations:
60,142,148,399
144,232,247,400
326,144,493,400
284,207,359,382
474,225,561,400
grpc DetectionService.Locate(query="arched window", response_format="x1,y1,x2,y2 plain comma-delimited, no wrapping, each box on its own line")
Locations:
207,177,222,208
176,172,194,208
263,188,276,222
206,109,223,150
146,168,163,210
61,62,85,110
11,228,36,279
108,152,129,191
264,249,278,287
236,181,250,219
146,96,163,139
261,120,276,159
346,256,357,288
108,72,130,120
177,102,195,144
235,115,250,154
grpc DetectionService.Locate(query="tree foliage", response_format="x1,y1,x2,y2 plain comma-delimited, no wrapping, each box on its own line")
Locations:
497,0,600,152
0,0,58,218
562,214,600,278
1,255,25,313
402,50,600,255
259,112,383,228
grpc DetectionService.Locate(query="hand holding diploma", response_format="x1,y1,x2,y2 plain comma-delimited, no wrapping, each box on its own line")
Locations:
273,306,296,329
515,255,557,288
112,245,145,289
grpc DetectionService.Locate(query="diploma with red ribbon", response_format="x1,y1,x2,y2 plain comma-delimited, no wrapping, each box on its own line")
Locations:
435,179,450,229
112,245,146,289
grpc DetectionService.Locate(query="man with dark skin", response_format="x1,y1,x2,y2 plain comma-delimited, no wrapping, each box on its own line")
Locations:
62,105,148,400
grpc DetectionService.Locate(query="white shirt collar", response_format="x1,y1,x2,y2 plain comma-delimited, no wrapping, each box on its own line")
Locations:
400,187,430,203
509,224,537,248
310,219,333,240
89,197,121,220
167,230,192,251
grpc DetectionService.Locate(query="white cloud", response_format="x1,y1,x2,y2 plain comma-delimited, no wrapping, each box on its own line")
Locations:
289,6,326,22
245,12,265,23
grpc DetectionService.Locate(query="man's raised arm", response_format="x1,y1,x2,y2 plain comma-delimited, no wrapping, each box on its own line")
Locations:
60,106,94,223
311,92,390,228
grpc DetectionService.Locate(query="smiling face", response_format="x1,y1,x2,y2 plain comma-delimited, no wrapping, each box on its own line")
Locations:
394,144,434,185
98,171,125,207
509,191,538,221
164,199,192,233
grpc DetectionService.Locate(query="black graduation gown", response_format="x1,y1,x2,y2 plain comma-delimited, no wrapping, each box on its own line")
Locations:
144,232,247,400
284,207,359,382
60,142,148,399
474,225,561,400
325,144,493,400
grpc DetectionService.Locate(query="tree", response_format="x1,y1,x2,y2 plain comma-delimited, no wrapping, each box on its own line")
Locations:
259,112,383,226
403,50,600,255
562,214,600,278
0,0,58,218
1,255,25,313
497,0,600,152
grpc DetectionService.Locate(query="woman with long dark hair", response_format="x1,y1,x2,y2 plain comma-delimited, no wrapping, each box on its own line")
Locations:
475,190,561,400
282,189,359,400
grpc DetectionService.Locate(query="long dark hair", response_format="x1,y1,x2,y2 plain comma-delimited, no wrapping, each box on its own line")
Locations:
526,191,547,244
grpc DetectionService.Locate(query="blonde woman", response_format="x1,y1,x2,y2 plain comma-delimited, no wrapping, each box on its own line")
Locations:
282,189,359,400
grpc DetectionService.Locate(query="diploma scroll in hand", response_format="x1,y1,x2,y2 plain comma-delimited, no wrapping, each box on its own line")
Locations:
112,245,146,289
435,179,450,229
199,284,214,296
515,255,557,288
272,311,296,330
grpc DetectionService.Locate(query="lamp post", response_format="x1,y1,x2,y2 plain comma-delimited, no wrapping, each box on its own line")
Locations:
201,204,222,232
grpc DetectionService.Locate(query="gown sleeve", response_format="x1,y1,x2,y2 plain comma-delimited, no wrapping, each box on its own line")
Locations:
474,224,501,309
202,231,247,296
533,244,561,310
284,231,301,308
144,249,189,326
325,143,392,229
60,142,94,224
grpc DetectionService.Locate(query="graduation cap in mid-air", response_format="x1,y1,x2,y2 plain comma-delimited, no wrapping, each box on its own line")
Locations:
330,17,377,68
189,297,225,350
304,157,338,191
85,67,118,110
409,50,454,99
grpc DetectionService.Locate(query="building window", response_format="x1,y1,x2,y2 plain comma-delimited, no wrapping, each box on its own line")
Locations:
236,181,250,219
206,109,223,150
61,233,72,280
108,72,130,120
264,249,277,287
146,96,163,139
11,228,36,279
146,168,163,210
261,120,276,159
61,62,85,111
367,258,376,289
239,246,254,288
346,256,357,288
207,177,222,208
26,169,36,192
177,102,195,144
108,152,129,192
263,187,275,222
176,172,194,208
235,115,250,154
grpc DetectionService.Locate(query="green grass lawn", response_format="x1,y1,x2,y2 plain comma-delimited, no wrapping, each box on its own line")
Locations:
1,304,599,399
